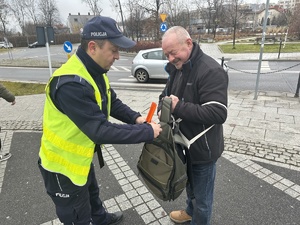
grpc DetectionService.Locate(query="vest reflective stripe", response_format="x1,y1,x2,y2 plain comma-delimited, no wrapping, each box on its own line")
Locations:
40,142,90,177
39,54,111,186
43,126,94,158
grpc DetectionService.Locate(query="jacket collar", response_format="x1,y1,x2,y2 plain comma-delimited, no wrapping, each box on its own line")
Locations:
76,46,108,79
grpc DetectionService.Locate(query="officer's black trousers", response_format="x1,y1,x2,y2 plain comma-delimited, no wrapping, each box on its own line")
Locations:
38,160,108,225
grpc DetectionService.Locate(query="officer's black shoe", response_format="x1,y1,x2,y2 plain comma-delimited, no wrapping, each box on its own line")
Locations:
107,211,123,225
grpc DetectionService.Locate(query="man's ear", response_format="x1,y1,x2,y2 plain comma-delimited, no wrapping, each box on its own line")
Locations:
186,38,193,47
87,41,97,54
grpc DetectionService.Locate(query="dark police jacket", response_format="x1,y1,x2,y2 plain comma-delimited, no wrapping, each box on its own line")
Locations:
158,42,228,164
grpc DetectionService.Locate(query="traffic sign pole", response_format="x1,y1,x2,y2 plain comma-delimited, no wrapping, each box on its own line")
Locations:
44,27,53,77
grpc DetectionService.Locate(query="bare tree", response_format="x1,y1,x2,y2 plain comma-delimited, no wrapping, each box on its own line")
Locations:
160,0,175,27
7,0,43,36
38,0,61,26
271,13,288,27
81,0,103,16
8,0,28,35
124,0,146,41
123,0,196,41
24,0,40,25
23,21,38,35
211,0,225,38
162,0,186,27
109,0,126,33
0,0,10,35
136,0,167,41
223,0,246,49
289,5,300,40
193,0,225,37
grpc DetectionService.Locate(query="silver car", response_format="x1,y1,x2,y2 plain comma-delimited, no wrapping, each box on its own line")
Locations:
131,47,228,83
131,48,168,83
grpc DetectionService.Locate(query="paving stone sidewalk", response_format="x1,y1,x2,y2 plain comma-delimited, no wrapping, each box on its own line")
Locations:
1,89,299,169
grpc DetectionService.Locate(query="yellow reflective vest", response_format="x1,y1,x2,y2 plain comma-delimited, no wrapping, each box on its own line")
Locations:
39,54,111,186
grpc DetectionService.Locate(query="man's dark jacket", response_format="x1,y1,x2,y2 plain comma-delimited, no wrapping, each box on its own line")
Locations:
158,42,228,164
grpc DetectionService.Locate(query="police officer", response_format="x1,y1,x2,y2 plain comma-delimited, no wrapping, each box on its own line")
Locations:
38,16,162,225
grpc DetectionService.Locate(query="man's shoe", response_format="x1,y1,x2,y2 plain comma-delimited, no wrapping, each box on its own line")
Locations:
169,210,192,224
0,153,12,162
106,211,123,225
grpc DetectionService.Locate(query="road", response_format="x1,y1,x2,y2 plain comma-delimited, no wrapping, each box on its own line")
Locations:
1,46,300,93
1,60,299,93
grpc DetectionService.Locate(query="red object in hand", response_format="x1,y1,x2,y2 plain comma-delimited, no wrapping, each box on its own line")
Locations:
146,102,157,123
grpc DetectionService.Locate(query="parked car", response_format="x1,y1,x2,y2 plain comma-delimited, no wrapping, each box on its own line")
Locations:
28,41,45,48
131,47,228,83
131,48,168,83
0,41,13,49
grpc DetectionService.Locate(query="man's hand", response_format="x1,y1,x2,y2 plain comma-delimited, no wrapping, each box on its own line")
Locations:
167,95,179,112
150,122,162,138
135,116,146,124
157,110,161,119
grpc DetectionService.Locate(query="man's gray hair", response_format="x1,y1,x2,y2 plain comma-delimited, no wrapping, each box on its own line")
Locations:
162,26,191,44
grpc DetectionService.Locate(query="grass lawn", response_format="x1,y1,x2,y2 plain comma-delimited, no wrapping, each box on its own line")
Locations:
219,43,300,53
0,81,46,96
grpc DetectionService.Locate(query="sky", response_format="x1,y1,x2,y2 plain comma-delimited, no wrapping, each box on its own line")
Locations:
56,0,119,24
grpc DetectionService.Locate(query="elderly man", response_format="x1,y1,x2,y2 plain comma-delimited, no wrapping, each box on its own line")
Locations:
158,26,228,225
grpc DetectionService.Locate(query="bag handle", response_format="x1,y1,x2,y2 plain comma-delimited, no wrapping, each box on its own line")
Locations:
159,97,172,123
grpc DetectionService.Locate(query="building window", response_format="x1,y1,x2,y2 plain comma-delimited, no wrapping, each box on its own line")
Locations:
74,18,78,22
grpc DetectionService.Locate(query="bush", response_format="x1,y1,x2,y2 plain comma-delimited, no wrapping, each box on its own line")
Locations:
0,33,81,48
120,40,162,53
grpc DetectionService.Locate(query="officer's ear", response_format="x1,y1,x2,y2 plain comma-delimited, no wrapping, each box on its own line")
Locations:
88,41,98,54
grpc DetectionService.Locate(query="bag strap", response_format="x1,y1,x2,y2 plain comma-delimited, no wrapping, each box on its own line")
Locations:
160,97,215,149
177,125,215,149
159,97,172,124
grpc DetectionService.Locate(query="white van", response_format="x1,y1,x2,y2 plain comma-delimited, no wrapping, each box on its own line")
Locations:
0,41,13,48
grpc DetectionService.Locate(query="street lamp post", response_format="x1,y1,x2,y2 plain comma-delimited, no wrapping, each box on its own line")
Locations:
254,0,270,100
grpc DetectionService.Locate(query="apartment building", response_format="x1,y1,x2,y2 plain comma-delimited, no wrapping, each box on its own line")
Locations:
278,0,300,9
67,13,94,34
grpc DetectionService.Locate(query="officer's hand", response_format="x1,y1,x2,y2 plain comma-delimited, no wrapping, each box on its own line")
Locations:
135,116,146,124
150,123,162,138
